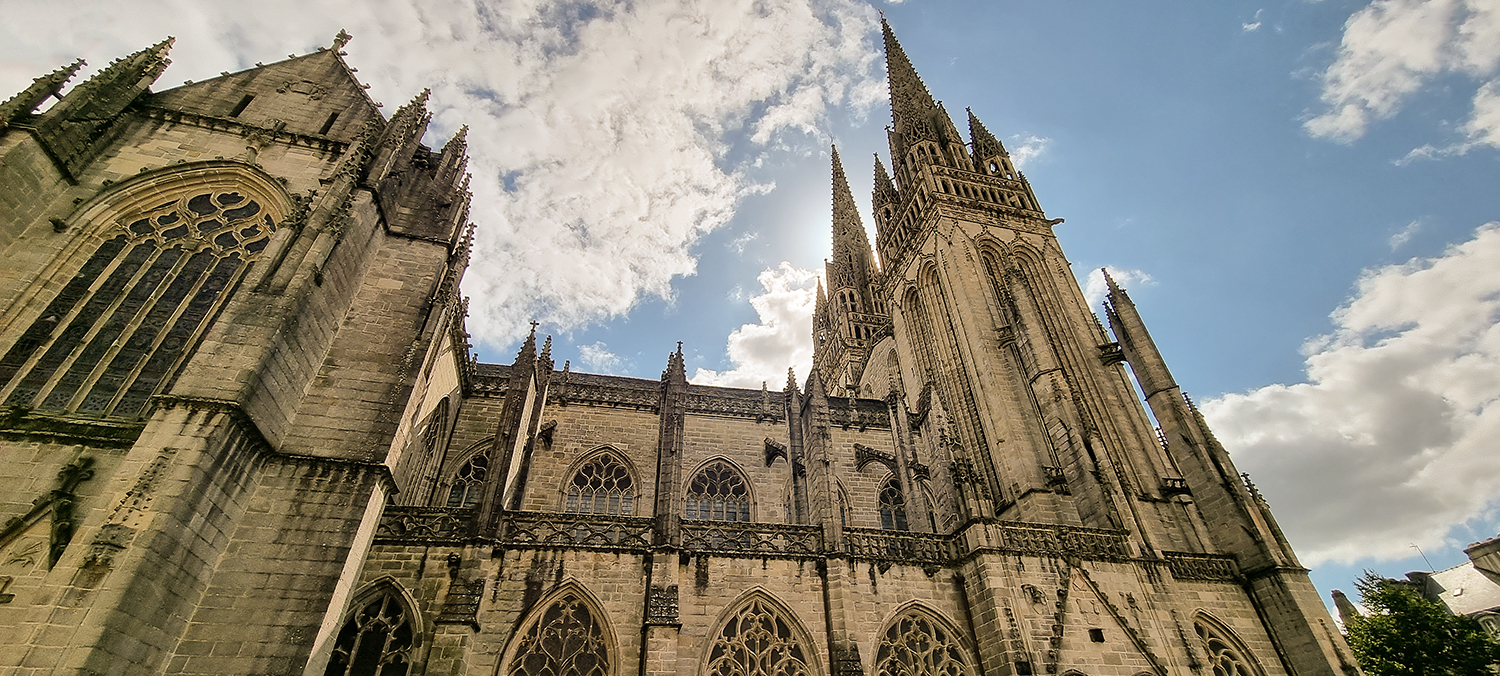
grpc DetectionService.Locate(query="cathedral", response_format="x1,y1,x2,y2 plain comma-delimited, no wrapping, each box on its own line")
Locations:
0,19,1360,676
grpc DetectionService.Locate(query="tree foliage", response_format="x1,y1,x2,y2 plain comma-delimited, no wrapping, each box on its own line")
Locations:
1345,570,1500,676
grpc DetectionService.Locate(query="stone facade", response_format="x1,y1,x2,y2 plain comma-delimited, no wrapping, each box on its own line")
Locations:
0,22,1360,676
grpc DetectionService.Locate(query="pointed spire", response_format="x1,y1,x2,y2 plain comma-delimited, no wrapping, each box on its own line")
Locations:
881,16,938,138
0,58,85,128
873,154,898,207
444,125,469,153
663,341,686,383
515,321,539,366
786,367,799,394
815,278,827,321
829,146,875,287
967,108,1008,164
540,335,552,361
33,38,174,179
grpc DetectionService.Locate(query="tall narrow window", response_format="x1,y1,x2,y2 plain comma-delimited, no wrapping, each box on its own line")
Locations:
564,452,635,515
874,612,973,676
0,189,277,418
685,460,750,522
325,588,415,676
445,454,487,508
879,477,909,531
506,591,609,676
319,111,340,135
706,596,813,676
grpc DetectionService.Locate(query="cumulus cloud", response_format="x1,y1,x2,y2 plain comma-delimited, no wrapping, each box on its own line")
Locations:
1008,134,1051,169
0,0,882,348
691,263,818,388
1203,224,1500,565
576,341,626,374
1080,266,1154,308
1305,0,1500,146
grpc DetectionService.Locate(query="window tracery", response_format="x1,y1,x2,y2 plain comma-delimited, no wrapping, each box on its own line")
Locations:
506,591,609,676
445,454,487,508
879,476,909,531
1194,619,1257,676
685,460,751,522
0,188,277,418
564,452,635,516
874,612,973,676
325,588,415,676
705,596,813,676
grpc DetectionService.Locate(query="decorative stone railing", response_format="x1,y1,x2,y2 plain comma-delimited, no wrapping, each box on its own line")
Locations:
1161,551,1238,581
843,528,955,564
990,523,1132,562
500,511,655,551
680,521,823,558
375,506,476,544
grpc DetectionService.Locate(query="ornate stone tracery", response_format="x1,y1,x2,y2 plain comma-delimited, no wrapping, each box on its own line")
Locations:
705,595,814,676
0,186,279,418
878,476,909,531
874,611,973,676
564,452,635,516
506,591,610,676
1194,616,1260,676
686,459,751,522
325,587,416,676
445,454,487,508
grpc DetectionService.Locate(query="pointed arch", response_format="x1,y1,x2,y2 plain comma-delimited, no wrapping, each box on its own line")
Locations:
684,457,755,522
871,602,977,676
561,446,640,516
433,437,490,508
701,588,823,676
0,161,294,418
1191,611,1266,676
877,474,909,531
324,576,424,676
501,579,617,676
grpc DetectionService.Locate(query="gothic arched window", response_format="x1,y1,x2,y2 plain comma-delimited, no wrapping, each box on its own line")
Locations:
706,595,813,676
874,611,974,676
325,587,416,676
1194,618,1259,676
879,477,909,531
445,454,487,508
685,460,751,522
0,188,277,418
564,452,635,515
506,591,609,676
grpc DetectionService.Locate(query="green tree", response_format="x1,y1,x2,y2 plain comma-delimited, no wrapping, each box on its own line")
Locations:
1346,570,1500,676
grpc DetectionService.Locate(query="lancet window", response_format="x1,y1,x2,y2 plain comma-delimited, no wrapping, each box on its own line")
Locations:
324,588,416,676
879,477,909,531
445,454,488,508
875,611,973,676
685,460,751,522
564,452,635,516
0,189,277,418
705,596,813,676
1194,619,1258,676
506,591,609,676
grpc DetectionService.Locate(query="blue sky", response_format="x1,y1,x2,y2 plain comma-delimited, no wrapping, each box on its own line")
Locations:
4,0,1499,611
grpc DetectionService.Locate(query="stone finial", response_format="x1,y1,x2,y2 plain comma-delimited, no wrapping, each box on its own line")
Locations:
333,29,353,50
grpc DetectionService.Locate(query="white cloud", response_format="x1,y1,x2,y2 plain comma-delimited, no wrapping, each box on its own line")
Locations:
691,263,818,388
0,0,882,348
1305,0,1500,146
1080,266,1154,308
1243,8,1265,32
1203,224,1500,566
1008,134,1051,169
1389,218,1424,249
576,341,626,374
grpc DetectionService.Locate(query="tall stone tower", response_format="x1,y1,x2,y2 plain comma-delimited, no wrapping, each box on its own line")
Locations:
0,20,1359,676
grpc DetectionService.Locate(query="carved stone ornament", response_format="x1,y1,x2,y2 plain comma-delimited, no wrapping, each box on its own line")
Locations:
276,79,328,100
644,584,680,626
